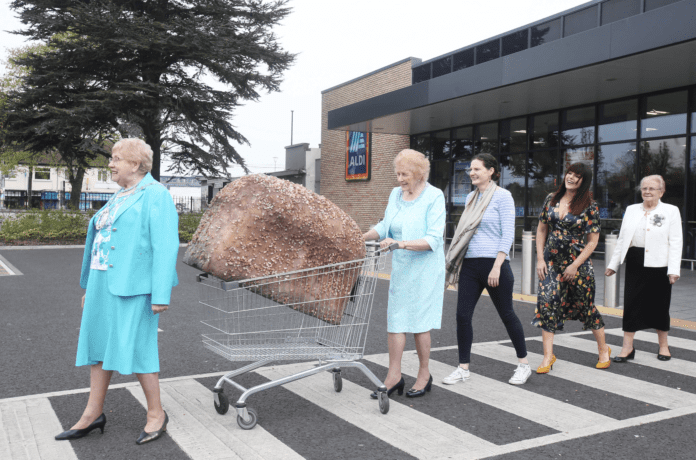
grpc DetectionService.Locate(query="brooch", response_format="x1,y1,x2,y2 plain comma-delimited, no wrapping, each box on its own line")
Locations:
651,214,665,227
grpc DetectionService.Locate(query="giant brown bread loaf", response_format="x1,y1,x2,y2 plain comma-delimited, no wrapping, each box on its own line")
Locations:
183,174,366,324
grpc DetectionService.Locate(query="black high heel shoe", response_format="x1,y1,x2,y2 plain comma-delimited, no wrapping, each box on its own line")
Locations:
613,348,635,363
657,347,672,361
370,377,405,399
406,375,433,398
55,413,106,441
136,411,168,445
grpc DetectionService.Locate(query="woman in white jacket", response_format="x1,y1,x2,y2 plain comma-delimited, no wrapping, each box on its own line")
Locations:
605,175,683,362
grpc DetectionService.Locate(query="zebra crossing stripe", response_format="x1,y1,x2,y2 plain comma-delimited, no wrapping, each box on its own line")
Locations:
543,335,696,377
364,352,615,432
257,363,499,459
604,329,696,352
472,343,696,409
127,379,302,460
0,398,78,460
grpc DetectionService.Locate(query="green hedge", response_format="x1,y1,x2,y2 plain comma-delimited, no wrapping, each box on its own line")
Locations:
0,210,203,244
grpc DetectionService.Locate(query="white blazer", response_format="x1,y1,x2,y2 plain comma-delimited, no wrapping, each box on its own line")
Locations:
607,201,683,276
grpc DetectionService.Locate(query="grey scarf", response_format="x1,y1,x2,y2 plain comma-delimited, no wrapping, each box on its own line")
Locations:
445,184,499,286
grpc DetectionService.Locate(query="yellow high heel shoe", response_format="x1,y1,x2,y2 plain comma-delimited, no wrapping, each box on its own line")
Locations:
596,346,612,369
536,355,557,374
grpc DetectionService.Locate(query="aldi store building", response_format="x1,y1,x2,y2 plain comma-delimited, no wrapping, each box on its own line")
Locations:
321,0,696,262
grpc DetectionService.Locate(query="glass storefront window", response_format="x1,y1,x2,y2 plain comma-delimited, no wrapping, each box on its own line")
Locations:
475,123,498,154
500,154,526,238
687,136,696,259
562,146,595,175
595,142,637,236
601,0,640,26
641,91,688,138
502,30,528,57
528,150,560,219
562,106,595,145
563,5,598,37
532,112,559,149
640,137,686,211
452,126,473,159
411,134,431,156
412,64,431,84
500,117,527,153
432,130,451,160
432,56,452,78
453,49,474,72
599,99,638,143
692,89,696,133
476,39,500,65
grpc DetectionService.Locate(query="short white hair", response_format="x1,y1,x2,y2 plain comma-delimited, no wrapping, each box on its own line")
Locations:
639,175,665,191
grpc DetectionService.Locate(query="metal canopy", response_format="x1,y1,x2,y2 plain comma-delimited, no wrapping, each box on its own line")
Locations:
327,0,696,135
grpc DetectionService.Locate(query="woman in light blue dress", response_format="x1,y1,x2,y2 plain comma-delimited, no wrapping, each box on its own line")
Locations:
363,149,446,399
56,139,179,445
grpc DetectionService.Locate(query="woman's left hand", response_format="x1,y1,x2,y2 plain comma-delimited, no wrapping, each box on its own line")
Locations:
152,304,169,314
562,264,578,282
488,266,501,287
380,238,399,250
668,275,679,285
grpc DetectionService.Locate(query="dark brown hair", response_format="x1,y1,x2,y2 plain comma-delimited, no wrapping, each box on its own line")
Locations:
550,162,593,215
471,153,501,181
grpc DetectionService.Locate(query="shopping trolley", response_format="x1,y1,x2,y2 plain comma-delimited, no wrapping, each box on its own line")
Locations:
196,242,396,429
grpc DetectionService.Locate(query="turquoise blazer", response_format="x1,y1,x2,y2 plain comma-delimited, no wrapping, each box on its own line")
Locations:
80,173,180,304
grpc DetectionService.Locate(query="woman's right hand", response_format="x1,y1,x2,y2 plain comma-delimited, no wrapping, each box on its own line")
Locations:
536,259,548,280
81,294,86,309
605,269,616,277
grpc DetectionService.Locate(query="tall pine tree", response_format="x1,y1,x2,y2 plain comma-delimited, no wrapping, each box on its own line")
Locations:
7,0,295,180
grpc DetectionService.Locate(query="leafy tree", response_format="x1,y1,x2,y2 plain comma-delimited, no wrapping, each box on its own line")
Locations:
8,0,296,180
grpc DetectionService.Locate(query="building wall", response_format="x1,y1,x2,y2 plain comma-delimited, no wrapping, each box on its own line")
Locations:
321,59,415,231
3,166,118,194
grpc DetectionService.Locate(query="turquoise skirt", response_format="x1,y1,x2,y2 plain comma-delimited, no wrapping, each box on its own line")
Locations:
76,269,160,374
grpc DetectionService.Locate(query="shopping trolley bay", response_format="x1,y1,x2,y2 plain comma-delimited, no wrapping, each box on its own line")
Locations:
3,246,696,460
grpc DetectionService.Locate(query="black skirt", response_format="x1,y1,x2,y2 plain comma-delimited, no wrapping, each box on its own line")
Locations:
623,247,672,332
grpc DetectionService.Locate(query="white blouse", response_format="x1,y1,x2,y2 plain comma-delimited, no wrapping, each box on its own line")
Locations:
630,213,647,248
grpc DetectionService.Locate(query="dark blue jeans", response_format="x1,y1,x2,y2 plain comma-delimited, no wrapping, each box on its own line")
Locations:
456,258,527,364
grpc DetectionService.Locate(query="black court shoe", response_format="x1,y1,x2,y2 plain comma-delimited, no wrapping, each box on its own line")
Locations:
136,411,168,445
613,349,635,363
55,413,106,441
370,377,405,399
657,348,672,361
406,375,433,398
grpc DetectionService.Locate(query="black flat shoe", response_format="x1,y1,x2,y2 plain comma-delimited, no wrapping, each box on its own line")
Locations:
136,412,168,445
370,377,405,399
406,375,433,398
657,348,671,361
613,348,635,363
55,413,106,441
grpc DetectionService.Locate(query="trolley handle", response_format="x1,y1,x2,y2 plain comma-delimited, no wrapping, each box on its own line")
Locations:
366,241,400,254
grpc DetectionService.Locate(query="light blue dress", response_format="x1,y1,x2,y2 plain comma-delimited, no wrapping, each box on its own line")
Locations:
76,178,161,374
374,185,446,333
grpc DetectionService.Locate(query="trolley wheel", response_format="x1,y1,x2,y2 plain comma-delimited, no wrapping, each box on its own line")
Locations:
237,407,258,430
214,391,229,415
333,371,343,393
378,391,390,414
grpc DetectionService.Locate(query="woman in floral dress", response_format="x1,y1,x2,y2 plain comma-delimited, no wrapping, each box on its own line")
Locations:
532,162,612,373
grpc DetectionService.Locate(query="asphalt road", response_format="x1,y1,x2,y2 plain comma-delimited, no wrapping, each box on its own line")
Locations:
1,247,695,460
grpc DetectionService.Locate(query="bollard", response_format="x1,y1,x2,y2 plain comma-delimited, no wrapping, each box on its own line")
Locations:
604,234,621,308
521,231,535,296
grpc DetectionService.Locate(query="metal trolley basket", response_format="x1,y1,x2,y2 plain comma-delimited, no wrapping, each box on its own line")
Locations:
196,242,395,429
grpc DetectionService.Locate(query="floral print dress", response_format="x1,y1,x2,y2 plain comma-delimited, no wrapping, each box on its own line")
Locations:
532,194,605,333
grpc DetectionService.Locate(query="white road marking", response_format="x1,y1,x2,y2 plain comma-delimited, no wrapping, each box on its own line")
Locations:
472,342,696,409
0,398,78,460
257,362,498,459
605,329,696,353
543,335,696,378
128,379,302,460
0,256,19,276
365,352,615,432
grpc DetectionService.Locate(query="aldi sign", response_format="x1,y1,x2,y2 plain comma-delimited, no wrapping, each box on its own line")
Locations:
345,131,371,181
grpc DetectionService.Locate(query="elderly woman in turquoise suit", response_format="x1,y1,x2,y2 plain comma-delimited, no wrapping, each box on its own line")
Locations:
363,149,446,399
55,138,179,445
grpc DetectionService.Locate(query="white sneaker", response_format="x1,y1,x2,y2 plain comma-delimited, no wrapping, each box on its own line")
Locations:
442,366,470,385
509,363,532,385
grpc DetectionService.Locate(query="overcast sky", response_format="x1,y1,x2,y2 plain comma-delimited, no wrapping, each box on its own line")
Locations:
1,0,590,177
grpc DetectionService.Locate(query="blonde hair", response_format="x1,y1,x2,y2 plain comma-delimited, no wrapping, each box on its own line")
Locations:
394,149,430,181
112,138,153,174
639,174,665,191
